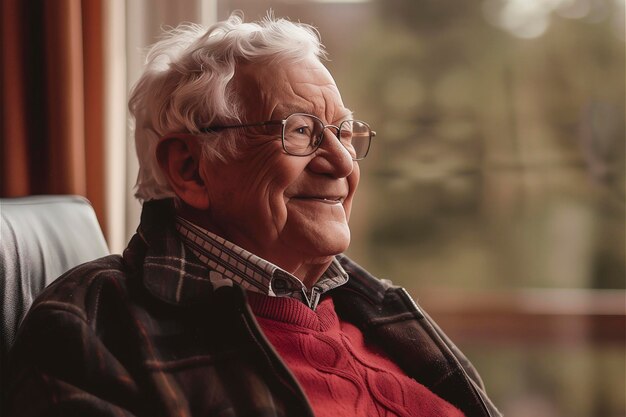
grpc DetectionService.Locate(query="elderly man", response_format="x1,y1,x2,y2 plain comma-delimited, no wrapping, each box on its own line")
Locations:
8,13,500,417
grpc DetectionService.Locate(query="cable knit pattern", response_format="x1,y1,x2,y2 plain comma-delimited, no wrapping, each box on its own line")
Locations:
248,293,466,417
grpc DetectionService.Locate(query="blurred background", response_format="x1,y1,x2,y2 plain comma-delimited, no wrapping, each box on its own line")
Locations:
2,0,625,416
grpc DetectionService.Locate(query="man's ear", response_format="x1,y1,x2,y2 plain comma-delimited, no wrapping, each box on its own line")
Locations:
156,134,210,210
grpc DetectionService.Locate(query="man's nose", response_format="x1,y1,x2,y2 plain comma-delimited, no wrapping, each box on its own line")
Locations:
308,128,354,178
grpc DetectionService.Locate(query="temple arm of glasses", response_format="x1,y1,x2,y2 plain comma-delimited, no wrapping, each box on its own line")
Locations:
200,120,285,133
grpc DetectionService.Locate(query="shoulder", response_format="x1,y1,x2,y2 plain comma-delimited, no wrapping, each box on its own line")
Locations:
11,254,134,368
25,254,130,322
7,255,141,414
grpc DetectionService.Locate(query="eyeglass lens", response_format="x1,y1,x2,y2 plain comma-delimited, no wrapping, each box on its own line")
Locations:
282,114,371,159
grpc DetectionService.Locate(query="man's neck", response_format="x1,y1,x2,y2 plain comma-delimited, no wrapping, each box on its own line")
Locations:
177,209,334,288
290,257,335,289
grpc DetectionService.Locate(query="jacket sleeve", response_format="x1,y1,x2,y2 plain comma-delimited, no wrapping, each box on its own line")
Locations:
6,304,140,417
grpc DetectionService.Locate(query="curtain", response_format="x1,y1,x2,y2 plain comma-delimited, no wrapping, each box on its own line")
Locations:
1,0,106,233
1,0,216,252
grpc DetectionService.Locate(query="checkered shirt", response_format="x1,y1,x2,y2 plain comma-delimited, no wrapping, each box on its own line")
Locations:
175,216,348,310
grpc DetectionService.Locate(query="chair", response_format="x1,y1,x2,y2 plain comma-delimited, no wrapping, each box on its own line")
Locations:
0,195,109,410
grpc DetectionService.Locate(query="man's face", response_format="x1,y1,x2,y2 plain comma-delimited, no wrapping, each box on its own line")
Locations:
197,58,360,273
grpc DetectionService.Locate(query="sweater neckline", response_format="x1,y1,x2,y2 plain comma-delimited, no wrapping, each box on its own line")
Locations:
247,292,338,332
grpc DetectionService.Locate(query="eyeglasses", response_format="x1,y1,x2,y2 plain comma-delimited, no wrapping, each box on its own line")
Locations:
200,113,375,160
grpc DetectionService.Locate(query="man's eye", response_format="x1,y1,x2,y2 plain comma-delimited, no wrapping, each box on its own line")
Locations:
294,126,311,135
340,130,353,141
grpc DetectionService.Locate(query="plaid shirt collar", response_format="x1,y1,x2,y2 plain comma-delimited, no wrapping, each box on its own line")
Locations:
174,216,348,310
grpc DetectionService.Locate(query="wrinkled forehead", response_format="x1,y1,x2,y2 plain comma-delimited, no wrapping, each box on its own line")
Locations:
232,58,350,123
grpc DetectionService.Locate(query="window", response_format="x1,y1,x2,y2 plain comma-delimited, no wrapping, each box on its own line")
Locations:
216,1,626,416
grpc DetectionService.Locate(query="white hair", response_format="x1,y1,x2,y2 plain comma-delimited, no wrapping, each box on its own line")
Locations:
129,11,327,201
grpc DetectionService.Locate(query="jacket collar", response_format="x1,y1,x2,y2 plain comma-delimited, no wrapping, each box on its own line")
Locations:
124,199,219,306
123,199,361,309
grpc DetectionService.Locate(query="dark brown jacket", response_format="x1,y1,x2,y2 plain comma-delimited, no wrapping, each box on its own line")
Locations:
7,199,501,417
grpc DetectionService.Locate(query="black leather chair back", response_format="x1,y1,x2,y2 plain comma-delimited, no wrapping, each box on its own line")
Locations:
0,195,109,409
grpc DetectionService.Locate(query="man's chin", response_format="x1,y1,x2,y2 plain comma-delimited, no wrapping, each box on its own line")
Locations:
280,217,351,258
305,226,351,258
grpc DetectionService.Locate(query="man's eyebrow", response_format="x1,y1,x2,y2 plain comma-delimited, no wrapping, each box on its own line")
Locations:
337,109,354,122
276,105,313,118
276,106,354,123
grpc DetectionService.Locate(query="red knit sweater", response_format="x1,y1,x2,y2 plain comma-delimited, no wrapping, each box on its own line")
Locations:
248,293,466,417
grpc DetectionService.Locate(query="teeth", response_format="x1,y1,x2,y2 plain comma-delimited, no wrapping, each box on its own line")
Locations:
296,196,343,202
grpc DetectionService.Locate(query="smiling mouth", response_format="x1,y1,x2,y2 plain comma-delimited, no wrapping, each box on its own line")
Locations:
292,196,345,204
